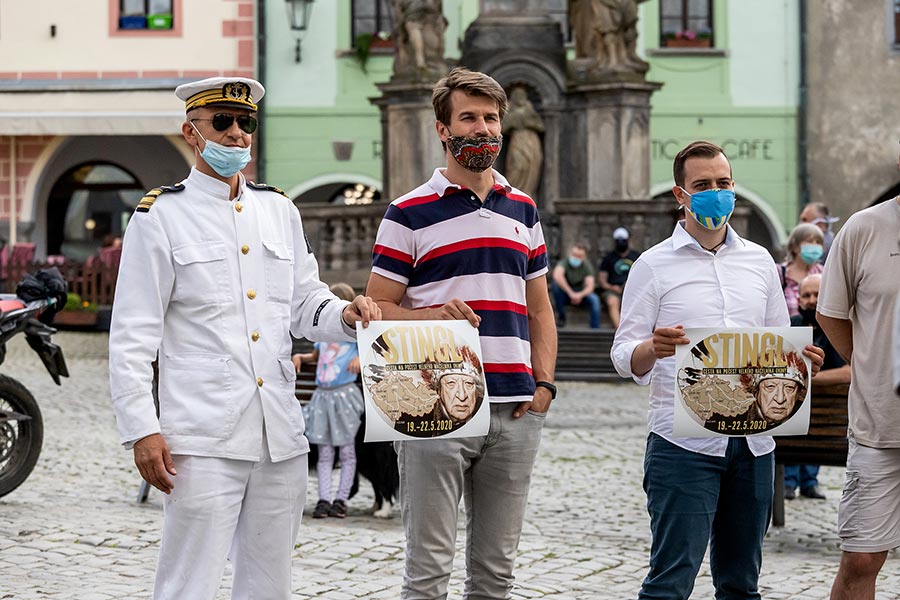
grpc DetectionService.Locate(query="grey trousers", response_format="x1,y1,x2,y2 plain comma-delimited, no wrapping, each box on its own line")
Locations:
396,403,546,600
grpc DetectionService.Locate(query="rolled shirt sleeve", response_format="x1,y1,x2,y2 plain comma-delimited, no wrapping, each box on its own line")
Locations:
611,259,658,385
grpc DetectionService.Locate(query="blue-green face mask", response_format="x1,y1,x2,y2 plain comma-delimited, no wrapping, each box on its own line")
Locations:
680,187,736,230
191,123,252,178
799,243,824,265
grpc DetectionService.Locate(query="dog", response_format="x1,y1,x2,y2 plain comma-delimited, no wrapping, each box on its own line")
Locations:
349,412,399,518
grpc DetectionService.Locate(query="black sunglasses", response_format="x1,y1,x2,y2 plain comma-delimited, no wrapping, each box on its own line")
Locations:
191,113,258,134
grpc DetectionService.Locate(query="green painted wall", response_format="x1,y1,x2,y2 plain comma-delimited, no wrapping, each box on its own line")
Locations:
263,0,799,237
641,0,800,237
263,0,479,199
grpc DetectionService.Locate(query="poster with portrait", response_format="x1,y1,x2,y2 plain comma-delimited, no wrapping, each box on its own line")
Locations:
356,320,490,442
673,327,813,437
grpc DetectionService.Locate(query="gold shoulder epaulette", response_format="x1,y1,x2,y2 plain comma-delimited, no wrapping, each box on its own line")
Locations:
248,181,289,198
135,183,185,213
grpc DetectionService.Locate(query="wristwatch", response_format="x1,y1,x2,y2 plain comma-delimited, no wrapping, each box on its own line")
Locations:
535,381,557,399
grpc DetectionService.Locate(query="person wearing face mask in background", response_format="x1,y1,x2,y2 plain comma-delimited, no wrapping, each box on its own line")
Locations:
782,273,850,501
108,77,381,599
779,223,825,317
551,242,601,329
367,67,557,599
611,140,825,600
598,227,641,329
799,201,839,262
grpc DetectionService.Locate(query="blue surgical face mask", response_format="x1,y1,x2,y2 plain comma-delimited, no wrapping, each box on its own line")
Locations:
799,243,824,265
568,256,583,268
191,123,252,178
679,187,736,230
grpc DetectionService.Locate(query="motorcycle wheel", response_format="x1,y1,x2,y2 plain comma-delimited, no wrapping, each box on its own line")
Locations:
0,374,43,498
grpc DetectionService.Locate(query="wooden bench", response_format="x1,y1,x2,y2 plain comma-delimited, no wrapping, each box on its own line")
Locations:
772,382,849,526
292,338,316,405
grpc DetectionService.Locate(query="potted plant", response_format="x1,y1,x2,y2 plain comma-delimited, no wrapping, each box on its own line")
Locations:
662,29,713,48
53,292,98,327
353,31,392,73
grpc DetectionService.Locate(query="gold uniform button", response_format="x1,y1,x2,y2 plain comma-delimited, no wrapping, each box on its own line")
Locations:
235,202,243,213
241,244,249,255
247,289,256,300
251,331,260,342
257,377,264,387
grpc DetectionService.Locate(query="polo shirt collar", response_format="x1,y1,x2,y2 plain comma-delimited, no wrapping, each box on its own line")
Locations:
671,220,746,251
426,168,513,197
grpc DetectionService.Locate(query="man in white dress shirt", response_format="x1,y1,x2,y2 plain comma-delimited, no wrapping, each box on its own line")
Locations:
611,140,823,599
108,77,379,600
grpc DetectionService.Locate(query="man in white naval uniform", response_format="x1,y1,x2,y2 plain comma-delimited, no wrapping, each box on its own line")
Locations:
108,77,380,600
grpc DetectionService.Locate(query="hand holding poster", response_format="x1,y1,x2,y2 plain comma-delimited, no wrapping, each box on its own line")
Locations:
357,320,490,442
673,327,813,437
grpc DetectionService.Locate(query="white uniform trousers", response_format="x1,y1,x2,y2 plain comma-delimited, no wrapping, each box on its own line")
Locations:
153,441,308,600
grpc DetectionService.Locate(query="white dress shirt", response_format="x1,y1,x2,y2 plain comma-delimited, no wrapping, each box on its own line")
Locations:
109,168,354,462
611,222,789,457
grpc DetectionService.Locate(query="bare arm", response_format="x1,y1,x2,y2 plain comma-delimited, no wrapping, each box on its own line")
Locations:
598,270,612,292
817,313,853,363
513,276,558,417
365,272,481,327
552,265,574,296
811,364,851,388
581,275,596,295
292,348,319,373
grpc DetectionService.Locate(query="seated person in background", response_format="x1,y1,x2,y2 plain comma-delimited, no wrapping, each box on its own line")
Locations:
551,242,600,329
784,273,851,500
598,227,641,329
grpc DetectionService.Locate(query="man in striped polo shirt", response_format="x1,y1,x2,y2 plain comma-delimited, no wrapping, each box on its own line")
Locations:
367,67,558,599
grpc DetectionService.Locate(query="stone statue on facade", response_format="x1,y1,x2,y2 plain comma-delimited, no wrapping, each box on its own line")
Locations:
502,85,545,199
568,0,649,78
390,0,448,82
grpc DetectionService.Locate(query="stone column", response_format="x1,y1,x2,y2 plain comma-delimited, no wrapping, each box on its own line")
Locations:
561,81,662,201
371,82,444,202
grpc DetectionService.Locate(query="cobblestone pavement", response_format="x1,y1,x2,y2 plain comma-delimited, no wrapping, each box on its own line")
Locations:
1,332,898,599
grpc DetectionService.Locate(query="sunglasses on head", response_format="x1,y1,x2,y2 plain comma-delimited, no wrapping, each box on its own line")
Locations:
191,113,258,134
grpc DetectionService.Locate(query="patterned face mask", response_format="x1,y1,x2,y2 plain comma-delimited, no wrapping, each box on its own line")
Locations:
446,134,503,173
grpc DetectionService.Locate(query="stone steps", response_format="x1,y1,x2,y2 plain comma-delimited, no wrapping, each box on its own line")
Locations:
555,327,620,382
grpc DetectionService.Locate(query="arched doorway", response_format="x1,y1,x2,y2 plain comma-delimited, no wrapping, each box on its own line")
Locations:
294,181,382,205
46,163,143,261
29,135,192,259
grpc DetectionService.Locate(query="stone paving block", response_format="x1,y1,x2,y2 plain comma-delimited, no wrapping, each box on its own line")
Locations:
2,332,899,599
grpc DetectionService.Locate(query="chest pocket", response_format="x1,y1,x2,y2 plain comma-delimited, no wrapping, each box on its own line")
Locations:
262,239,293,303
172,241,231,304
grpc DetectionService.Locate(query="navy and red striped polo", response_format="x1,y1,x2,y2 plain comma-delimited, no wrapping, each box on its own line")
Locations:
372,168,549,403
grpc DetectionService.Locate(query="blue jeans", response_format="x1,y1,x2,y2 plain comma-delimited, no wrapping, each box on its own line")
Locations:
550,282,601,328
784,464,819,491
639,433,774,600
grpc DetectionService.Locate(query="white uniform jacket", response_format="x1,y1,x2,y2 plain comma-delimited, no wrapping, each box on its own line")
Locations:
109,168,353,462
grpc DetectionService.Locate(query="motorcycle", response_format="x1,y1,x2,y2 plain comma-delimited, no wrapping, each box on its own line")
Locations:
0,294,68,498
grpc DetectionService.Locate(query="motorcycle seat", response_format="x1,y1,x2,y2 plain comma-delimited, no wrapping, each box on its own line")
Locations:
0,299,26,313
